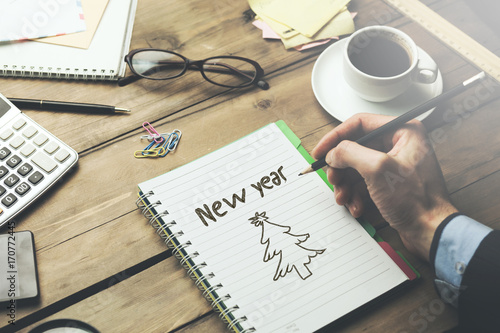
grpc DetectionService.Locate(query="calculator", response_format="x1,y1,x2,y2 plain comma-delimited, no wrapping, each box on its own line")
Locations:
0,93,78,229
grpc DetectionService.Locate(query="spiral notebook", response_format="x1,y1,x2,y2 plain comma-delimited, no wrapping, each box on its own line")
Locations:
0,0,137,80
137,121,418,332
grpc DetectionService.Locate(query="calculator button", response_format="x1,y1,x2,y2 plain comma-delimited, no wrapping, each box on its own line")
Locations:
6,155,22,168
0,129,13,141
44,141,59,154
23,126,38,139
0,166,8,179
4,174,20,187
55,149,70,163
17,163,33,176
31,151,57,173
12,118,27,130
34,133,49,147
15,182,31,196
28,171,44,184
20,143,36,157
0,147,11,160
9,136,25,149
2,193,17,207
0,185,5,196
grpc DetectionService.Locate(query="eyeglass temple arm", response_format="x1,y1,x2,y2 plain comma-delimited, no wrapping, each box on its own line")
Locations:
118,74,141,86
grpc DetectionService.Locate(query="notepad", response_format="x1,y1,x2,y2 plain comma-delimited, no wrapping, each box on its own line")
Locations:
137,121,417,332
0,0,137,80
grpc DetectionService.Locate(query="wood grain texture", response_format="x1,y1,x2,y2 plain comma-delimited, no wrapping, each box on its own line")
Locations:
0,0,499,332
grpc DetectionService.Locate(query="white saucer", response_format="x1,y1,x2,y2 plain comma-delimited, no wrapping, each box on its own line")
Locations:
311,39,443,122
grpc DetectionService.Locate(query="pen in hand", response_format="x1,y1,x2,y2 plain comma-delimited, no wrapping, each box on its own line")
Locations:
299,71,486,176
9,98,131,114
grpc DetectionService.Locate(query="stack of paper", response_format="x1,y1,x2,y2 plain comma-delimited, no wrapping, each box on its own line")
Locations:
34,0,110,49
0,0,109,50
248,0,356,50
0,0,86,42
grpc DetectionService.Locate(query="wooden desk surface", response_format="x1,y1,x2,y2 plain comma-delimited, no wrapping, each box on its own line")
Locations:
1,0,499,332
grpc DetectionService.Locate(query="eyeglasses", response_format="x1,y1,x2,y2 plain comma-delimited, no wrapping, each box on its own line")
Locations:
118,48,269,90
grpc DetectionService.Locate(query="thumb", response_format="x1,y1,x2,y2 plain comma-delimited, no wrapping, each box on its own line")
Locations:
326,140,389,176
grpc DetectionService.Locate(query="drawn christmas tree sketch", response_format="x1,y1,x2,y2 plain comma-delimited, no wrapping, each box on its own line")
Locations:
249,211,325,281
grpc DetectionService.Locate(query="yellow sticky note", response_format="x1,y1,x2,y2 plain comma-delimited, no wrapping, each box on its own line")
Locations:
249,0,351,37
282,9,355,49
256,13,299,39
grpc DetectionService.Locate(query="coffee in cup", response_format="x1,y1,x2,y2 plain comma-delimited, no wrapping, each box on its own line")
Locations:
343,25,438,102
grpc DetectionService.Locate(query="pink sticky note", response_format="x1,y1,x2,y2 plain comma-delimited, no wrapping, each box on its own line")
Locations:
252,20,281,40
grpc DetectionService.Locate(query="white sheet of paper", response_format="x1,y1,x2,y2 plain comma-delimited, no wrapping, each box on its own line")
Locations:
0,0,86,42
138,123,409,332
34,0,109,49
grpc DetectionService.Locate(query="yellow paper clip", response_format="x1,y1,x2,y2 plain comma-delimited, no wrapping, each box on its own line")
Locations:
135,147,167,158
134,149,151,158
135,140,163,158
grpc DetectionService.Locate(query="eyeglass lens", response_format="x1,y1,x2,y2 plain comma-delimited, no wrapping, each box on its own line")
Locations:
131,50,185,79
130,50,258,87
202,58,257,87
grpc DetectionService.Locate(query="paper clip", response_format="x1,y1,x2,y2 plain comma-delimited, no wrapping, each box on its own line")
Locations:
134,141,166,158
134,129,182,159
140,133,171,141
157,130,182,157
142,122,163,143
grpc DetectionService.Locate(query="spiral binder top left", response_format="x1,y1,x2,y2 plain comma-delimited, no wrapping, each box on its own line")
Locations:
0,0,137,81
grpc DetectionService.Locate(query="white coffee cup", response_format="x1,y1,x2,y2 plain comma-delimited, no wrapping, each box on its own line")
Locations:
343,25,438,102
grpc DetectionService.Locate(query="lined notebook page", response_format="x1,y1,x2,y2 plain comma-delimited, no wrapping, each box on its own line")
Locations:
138,123,408,332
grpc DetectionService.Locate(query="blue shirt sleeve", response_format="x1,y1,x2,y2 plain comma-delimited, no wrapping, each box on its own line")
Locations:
433,214,492,307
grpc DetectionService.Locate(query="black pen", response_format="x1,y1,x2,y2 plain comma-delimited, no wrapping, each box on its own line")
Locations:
9,98,131,114
299,71,487,176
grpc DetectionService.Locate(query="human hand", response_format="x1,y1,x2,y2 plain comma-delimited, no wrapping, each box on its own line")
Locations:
312,113,458,261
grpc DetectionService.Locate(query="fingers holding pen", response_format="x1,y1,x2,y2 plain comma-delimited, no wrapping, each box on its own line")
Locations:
326,167,369,218
327,167,350,205
312,114,413,219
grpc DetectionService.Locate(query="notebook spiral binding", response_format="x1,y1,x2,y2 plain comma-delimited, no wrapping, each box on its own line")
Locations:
0,66,117,81
136,191,256,333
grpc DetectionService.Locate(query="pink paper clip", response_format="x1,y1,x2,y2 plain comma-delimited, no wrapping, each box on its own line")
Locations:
142,122,163,143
